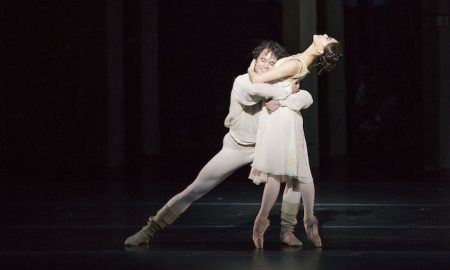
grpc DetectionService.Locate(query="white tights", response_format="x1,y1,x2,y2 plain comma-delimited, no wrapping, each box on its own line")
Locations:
163,132,316,222
167,133,254,215
255,175,281,220
256,176,316,221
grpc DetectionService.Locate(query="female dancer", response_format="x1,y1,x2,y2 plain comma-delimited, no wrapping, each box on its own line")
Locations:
248,34,342,248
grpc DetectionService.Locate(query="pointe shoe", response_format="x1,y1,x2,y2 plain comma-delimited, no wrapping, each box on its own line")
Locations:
252,218,270,249
304,216,322,248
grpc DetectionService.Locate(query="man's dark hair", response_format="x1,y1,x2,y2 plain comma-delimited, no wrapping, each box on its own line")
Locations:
252,40,288,60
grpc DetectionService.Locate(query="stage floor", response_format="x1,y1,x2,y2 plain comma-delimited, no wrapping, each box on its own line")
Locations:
1,165,449,270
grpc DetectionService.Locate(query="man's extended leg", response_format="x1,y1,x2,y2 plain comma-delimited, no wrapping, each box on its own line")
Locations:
166,139,253,214
124,133,254,246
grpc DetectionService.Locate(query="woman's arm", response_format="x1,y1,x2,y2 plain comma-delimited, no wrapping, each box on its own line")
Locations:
247,59,303,83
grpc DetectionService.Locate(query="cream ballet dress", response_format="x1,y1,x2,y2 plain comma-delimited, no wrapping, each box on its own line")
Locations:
249,53,314,185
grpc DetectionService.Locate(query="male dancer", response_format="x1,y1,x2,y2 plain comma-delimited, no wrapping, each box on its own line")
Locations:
124,40,313,247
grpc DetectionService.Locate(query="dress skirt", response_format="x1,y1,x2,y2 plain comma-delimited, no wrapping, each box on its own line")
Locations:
249,105,313,185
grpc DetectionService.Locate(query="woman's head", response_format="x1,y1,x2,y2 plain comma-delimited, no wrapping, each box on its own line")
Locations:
313,34,338,53
312,34,342,75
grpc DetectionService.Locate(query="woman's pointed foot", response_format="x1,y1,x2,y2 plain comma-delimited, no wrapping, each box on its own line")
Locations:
304,216,322,248
252,217,270,249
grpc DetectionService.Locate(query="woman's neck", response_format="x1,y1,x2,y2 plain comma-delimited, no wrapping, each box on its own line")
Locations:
302,42,323,68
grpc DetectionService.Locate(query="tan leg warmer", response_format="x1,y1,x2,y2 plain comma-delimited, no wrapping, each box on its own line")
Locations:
280,200,303,247
124,204,179,246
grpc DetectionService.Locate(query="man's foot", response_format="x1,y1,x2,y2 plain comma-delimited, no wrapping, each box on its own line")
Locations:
280,201,302,247
124,217,161,246
280,230,303,247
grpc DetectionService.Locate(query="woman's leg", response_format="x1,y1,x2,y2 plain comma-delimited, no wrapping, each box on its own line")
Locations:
253,175,281,248
299,181,322,248
298,181,315,220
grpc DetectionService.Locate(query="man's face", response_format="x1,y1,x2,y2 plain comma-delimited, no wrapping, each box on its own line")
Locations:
254,48,277,74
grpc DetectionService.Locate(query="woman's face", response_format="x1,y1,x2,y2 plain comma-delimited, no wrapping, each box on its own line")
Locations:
313,34,338,50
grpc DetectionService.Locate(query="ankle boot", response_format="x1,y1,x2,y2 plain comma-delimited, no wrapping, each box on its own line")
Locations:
280,201,303,247
124,204,179,246
252,217,270,249
304,216,322,248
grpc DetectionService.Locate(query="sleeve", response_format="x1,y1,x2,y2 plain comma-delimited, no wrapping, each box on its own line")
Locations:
233,75,292,106
279,90,313,111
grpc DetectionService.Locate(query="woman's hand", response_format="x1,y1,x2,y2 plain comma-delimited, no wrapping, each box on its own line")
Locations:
248,59,256,82
291,80,300,94
248,59,256,73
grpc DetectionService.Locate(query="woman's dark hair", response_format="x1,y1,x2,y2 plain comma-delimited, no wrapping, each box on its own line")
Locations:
252,40,288,61
313,42,343,75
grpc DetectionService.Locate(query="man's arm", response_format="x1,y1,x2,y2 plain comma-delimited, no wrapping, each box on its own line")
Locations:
266,90,313,113
233,75,294,106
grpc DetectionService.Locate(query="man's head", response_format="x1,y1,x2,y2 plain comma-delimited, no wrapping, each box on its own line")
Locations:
251,40,287,73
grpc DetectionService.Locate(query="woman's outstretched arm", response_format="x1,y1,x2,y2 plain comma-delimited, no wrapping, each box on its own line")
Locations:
247,58,303,83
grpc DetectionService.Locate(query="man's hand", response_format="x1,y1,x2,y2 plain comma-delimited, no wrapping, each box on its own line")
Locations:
291,80,300,94
266,100,281,114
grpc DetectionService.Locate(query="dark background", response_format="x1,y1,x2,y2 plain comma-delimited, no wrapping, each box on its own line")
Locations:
1,0,448,185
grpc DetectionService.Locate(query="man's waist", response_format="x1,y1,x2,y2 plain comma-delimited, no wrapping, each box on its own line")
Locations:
229,130,256,146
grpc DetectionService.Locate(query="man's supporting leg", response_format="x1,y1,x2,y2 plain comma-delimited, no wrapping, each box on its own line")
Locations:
280,180,303,246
